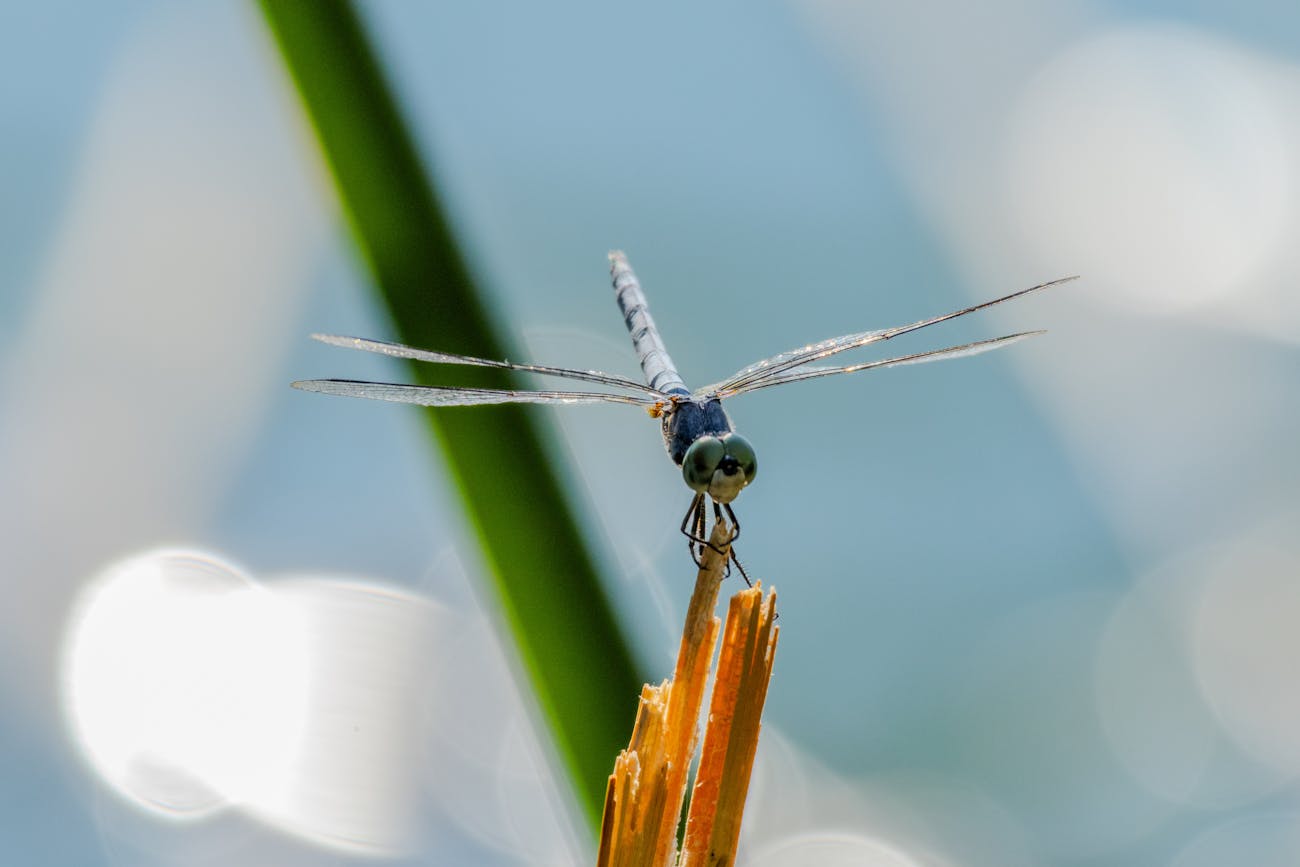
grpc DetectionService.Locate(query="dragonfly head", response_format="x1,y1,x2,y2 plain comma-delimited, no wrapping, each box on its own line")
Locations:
682,432,757,504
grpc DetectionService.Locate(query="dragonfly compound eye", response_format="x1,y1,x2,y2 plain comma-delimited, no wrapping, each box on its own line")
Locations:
721,433,757,484
682,436,725,493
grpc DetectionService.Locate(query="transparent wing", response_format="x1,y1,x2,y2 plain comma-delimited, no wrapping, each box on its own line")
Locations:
721,332,1042,397
291,379,660,408
312,334,669,398
699,276,1076,398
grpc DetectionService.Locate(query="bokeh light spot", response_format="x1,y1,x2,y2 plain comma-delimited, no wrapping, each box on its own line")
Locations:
1005,24,1293,314
62,549,442,855
61,550,308,818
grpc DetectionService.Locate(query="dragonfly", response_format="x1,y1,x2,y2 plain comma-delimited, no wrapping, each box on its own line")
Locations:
294,252,1074,582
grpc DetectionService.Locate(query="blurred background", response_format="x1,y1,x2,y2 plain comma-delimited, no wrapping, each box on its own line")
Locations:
4,1,1300,864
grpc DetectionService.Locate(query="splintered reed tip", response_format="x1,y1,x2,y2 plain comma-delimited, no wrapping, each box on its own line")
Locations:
597,519,778,867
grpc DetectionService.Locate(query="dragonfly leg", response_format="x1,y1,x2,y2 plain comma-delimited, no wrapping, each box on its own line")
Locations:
680,493,709,568
718,505,762,592
710,500,740,547
729,546,753,588
679,492,704,540
732,547,776,621
681,494,741,564
693,503,732,555
680,495,749,577
692,497,710,567
722,502,742,544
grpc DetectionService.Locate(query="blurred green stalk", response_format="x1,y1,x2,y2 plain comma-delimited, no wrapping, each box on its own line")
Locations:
257,0,641,829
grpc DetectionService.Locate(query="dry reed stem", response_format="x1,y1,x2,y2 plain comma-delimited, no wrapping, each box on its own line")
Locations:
597,522,731,866
597,519,780,867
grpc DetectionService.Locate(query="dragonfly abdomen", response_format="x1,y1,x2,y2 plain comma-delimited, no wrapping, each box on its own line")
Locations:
609,251,690,398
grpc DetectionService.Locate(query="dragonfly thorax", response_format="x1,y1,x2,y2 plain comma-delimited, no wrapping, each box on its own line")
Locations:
662,399,733,466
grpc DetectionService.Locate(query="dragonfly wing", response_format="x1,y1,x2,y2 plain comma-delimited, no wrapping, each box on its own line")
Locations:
292,379,660,408
312,334,668,398
694,327,890,397
718,332,1043,397
703,276,1076,397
